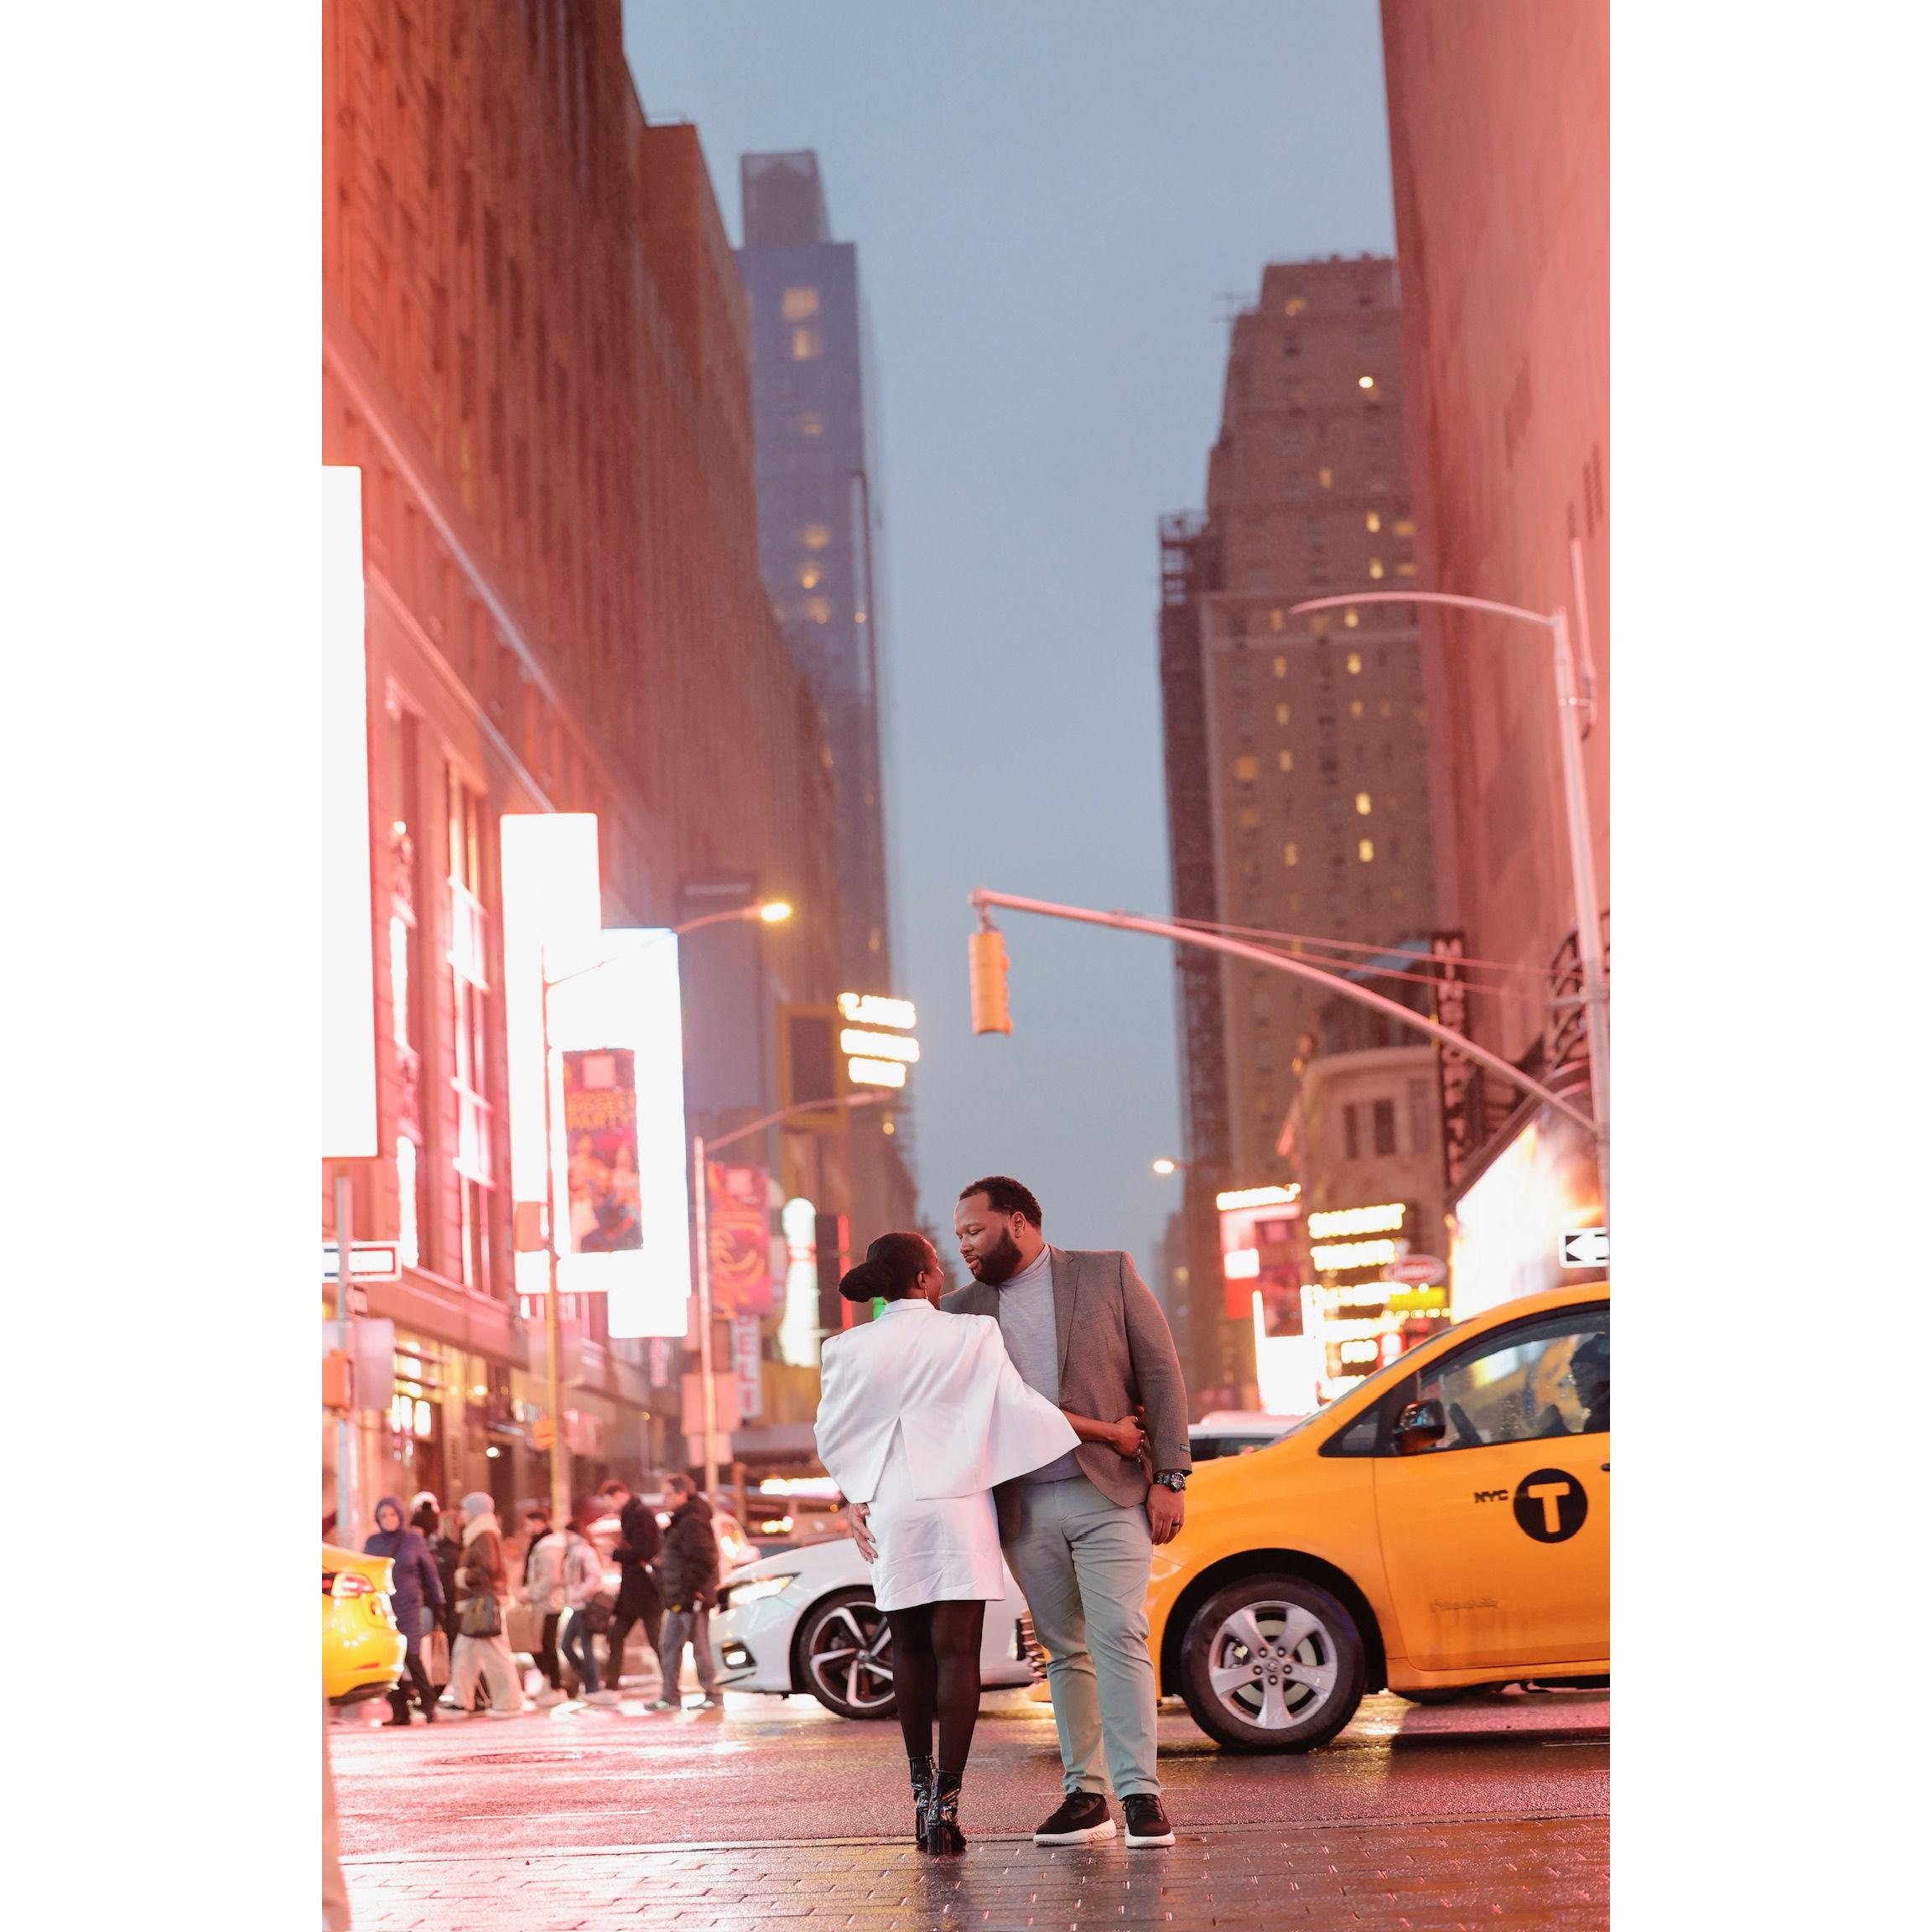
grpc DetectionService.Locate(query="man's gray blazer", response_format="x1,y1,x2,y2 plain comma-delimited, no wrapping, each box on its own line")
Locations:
941,1246,1192,1509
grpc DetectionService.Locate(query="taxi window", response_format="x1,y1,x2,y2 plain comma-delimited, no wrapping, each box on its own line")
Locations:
1406,1307,1609,1454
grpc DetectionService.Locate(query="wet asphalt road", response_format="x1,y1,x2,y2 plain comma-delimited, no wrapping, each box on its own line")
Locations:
334,1683,1607,1857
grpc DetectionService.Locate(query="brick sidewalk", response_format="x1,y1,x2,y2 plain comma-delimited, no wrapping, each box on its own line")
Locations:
342,1813,1607,1930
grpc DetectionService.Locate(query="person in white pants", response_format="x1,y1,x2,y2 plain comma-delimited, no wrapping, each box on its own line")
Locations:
447,1490,524,1718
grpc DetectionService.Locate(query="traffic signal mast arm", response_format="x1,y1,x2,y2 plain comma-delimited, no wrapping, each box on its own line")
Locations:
967,887,1597,1140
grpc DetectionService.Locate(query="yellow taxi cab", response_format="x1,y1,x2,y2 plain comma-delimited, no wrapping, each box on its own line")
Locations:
1151,1280,1608,1752
324,1544,406,1706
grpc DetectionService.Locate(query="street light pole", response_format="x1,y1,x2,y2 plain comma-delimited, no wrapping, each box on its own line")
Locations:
689,1091,886,1502
1288,549,1608,1208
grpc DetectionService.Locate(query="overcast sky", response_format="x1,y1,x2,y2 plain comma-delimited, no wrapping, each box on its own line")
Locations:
623,1,1396,1280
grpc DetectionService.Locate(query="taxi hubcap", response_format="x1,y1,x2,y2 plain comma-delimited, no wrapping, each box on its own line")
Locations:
807,1602,896,1711
1205,1601,1338,1731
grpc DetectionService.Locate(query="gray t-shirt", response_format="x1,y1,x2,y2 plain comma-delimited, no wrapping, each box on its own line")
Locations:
995,1244,1083,1485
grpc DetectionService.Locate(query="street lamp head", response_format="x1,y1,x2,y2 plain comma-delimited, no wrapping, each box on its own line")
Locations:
1152,1158,1179,1176
757,900,792,924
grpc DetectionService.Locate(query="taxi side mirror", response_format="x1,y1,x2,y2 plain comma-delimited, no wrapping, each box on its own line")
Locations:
1392,1399,1447,1454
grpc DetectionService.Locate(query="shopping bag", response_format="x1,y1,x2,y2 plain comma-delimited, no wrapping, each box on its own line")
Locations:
425,1628,450,1687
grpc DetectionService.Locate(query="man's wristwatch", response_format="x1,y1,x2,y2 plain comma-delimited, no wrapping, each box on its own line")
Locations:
1152,1470,1188,1493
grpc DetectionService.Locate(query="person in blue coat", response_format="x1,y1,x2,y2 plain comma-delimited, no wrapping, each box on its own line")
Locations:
365,1494,446,1725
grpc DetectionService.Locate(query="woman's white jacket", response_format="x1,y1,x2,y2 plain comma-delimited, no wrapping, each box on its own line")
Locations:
813,1298,1079,1505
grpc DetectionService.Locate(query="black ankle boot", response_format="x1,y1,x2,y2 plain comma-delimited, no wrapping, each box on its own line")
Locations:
922,1770,964,1856
909,1755,936,1845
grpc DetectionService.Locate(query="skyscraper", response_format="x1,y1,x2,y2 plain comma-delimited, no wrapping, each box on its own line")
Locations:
738,152,891,994
738,150,917,1247
1161,254,1438,1404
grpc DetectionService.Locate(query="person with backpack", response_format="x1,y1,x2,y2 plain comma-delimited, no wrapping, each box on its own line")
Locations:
447,1490,523,1718
648,1475,722,1712
364,1494,445,1725
558,1498,617,1706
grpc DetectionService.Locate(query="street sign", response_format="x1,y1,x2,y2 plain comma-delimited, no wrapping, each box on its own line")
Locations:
1389,1287,1447,1312
1389,1254,1446,1286
322,1241,402,1282
1561,1228,1609,1269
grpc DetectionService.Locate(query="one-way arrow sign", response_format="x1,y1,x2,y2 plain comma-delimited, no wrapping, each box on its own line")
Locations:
1561,1228,1609,1269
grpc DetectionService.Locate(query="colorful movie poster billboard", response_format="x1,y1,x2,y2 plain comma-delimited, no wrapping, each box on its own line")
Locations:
562,1048,642,1254
707,1162,775,1319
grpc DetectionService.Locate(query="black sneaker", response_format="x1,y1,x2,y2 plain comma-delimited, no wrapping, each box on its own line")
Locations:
1033,1790,1114,1846
1122,1794,1175,1848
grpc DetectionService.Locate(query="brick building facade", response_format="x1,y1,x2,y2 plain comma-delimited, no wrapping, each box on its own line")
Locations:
321,0,845,1532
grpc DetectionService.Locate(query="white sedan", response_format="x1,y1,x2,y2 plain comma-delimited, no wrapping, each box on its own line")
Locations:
711,1537,1037,1719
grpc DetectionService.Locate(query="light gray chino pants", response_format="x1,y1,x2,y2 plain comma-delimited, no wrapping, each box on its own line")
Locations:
996,1473,1161,1799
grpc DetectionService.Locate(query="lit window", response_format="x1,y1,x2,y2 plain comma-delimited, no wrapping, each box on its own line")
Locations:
1278,748,1294,772
1396,560,1416,577
1346,651,1363,674
396,1137,419,1269
1343,607,1359,628
1368,558,1385,579
1275,702,1291,725
798,563,822,589
1318,467,1333,490
1234,755,1259,782
1270,607,1285,632
1349,699,1364,719
1308,611,1330,634
791,325,823,361
1391,886,1406,906
1284,296,1307,316
1273,655,1288,677
1356,792,1373,815
796,411,824,437
802,523,831,550
1358,375,1375,389
1379,699,1393,718
1394,517,1415,537
1365,511,1381,532
1358,839,1375,862
1283,843,1300,866
782,287,821,320
1288,891,1303,911
802,595,831,623
1239,808,1260,830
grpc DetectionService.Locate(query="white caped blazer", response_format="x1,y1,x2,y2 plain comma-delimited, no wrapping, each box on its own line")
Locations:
814,1298,1080,1504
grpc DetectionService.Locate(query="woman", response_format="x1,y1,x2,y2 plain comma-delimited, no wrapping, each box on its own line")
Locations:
813,1232,1141,1855
449,1492,524,1719
517,1504,568,1704
363,1495,444,1725
557,1499,614,1705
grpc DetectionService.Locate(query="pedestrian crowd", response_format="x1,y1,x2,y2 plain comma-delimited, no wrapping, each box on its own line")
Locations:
361,1476,723,1724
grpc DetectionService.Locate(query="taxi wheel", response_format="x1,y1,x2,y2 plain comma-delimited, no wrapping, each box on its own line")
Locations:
1179,1575,1366,1753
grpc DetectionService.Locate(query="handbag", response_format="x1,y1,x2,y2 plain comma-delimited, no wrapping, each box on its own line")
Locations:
457,1592,503,1639
424,1627,451,1686
579,1592,615,1636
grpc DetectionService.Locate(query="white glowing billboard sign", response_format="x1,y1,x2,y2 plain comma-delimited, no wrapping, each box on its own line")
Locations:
838,993,917,1091
321,466,377,1158
543,929,691,1338
1449,1109,1603,1322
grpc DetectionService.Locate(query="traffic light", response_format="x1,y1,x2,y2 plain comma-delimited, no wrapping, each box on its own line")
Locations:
969,925,1012,1035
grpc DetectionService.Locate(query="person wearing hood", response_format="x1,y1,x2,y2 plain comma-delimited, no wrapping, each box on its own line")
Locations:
447,1490,524,1718
411,1492,461,1648
647,1474,721,1712
365,1495,445,1725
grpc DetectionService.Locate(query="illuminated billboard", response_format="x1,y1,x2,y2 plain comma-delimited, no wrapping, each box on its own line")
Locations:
1449,1106,1603,1322
839,992,917,1089
1218,1190,1320,1415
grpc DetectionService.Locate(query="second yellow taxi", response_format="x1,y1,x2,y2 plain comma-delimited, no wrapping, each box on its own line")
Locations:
1150,1279,1609,1750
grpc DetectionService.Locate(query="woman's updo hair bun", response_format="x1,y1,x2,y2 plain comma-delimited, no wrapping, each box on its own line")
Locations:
839,1230,932,1303
838,1259,891,1304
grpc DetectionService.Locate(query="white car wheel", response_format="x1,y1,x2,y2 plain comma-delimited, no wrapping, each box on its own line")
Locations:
796,1588,896,1719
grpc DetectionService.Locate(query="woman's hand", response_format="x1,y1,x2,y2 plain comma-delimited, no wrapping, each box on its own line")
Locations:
1109,1415,1148,1460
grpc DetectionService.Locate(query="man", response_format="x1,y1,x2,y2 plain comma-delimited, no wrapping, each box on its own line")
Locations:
598,1478,663,1697
861,1175,1189,1848
648,1474,722,1712
448,1490,525,1719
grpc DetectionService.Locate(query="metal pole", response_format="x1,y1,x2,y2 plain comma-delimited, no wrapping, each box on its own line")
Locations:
969,888,1598,1137
693,1131,718,1500
334,1173,356,1549
541,963,569,1530
1550,606,1611,1213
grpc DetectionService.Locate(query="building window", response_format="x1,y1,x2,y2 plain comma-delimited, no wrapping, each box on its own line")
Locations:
1284,295,1306,316
1379,699,1394,718
1349,699,1365,719
1372,1098,1397,1156
1368,558,1385,579
1358,839,1375,862
1396,560,1416,577
1318,467,1333,490
1238,807,1260,830
1355,792,1373,815
1283,842,1299,866
797,562,823,589
446,770,495,1296
802,595,831,624
795,411,824,437
1275,702,1291,725
1273,655,1288,678
1346,652,1363,675
802,523,831,550
1278,748,1294,772
1365,511,1381,532
1270,607,1285,632
782,286,821,319
1394,517,1415,538
1234,755,1259,783
791,325,823,361
1343,607,1359,628
1343,1104,1361,1161
1407,1079,1432,1155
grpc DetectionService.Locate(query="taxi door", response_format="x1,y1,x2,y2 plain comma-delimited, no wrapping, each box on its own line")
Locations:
1372,1304,1609,1672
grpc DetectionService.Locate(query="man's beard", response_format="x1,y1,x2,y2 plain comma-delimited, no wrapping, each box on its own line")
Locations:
969,1227,1024,1285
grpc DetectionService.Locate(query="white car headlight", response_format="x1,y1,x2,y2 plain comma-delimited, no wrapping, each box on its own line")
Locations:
724,1572,797,1608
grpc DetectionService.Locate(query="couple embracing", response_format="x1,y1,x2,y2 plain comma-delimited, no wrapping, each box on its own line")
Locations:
813,1175,1192,1856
